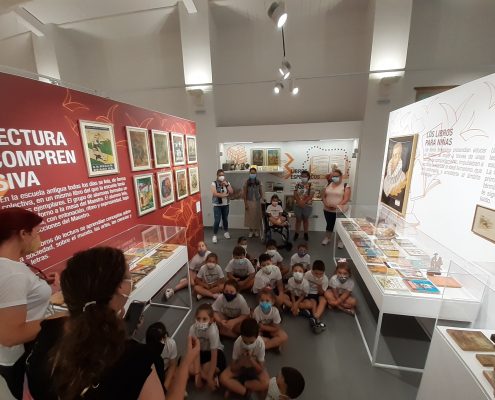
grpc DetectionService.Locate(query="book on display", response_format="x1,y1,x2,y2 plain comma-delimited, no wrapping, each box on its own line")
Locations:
404,279,440,294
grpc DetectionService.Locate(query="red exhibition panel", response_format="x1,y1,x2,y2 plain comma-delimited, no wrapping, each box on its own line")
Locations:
0,72,203,269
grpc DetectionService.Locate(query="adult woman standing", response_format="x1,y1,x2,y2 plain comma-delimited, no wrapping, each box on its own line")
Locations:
0,207,55,399
243,168,263,238
321,169,351,246
293,170,314,242
26,246,200,400
211,169,234,244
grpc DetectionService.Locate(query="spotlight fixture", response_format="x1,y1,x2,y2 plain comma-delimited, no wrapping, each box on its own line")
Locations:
273,82,283,94
278,60,291,80
289,79,299,95
268,2,287,28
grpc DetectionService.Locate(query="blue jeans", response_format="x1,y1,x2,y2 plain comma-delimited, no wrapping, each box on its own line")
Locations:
213,205,229,234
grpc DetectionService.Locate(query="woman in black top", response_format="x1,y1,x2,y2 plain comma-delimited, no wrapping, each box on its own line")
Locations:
26,247,199,400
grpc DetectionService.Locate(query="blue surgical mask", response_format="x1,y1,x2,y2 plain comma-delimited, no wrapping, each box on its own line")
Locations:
198,250,207,257
332,176,340,183
260,301,272,313
234,258,246,265
249,174,256,180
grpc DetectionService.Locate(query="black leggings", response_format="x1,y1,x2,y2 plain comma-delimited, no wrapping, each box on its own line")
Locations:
0,352,28,399
323,210,337,232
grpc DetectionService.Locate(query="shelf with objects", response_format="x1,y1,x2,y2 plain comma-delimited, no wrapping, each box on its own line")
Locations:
418,282,495,400
333,204,489,373
47,224,192,339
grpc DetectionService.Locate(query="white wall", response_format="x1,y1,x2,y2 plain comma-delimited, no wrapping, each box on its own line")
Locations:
0,33,37,73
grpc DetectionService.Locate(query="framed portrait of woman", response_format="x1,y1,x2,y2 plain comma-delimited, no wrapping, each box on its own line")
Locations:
151,130,171,168
126,127,151,171
157,171,175,207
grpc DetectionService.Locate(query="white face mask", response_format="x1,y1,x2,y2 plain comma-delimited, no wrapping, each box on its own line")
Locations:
206,262,216,269
241,244,248,251
242,340,257,350
262,265,273,275
266,249,277,256
293,271,304,281
196,321,209,331
218,175,225,182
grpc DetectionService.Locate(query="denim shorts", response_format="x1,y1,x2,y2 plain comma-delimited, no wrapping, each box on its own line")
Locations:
294,205,312,219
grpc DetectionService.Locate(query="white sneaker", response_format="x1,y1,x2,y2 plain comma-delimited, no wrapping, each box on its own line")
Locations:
224,232,231,239
321,237,330,246
196,294,203,301
337,240,344,249
212,235,217,243
248,231,254,238
165,288,174,300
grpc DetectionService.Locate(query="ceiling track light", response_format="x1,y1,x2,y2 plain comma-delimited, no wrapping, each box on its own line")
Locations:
273,82,283,94
268,1,287,28
289,79,299,95
279,59,291,80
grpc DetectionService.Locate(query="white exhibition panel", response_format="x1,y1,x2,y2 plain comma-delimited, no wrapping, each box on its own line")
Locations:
417,327,495,400
384,73,495,263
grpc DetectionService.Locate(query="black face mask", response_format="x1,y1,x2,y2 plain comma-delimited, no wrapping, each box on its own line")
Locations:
224,293,237,302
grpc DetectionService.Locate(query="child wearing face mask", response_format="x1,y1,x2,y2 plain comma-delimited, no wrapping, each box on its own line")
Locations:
213,279,251,338
293,170,314,242
225,246,256,292
281,263,313,317
265,239,289,278
253,289,288,351
189,304,226,391
220,318,270,397
266,194,287,226
145,322,177,392
194,253,225,300
172,241,211,295
290,243,311,271
238,236,258,270
253,254,284,306
265,366,305,400
325,258,357,315
304,260,328,333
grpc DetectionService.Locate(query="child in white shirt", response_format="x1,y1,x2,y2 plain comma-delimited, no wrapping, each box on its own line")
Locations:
265,367,305,400
290,243,311,270
253,254,284,306
265,239,289,278
304,260,328,333
225,246,256,292
145,322,177,392
213,279,250,338
173,240,210,293
281,263,313,317
325,258,357,315
194,252,225,300
253,289,288,351
266,194,287,226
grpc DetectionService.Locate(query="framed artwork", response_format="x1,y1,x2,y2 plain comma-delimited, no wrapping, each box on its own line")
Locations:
188,166,200,194
471,205,495,244
79,120,119,177
380,134,418,216
157,171,175,207
133,174,157,216
175,168,189,200
126,127,151,171
151,130,171,168
141,225,162,247
251,148,265,166
171,132,186,166
186,135,198,164
266,148,281,166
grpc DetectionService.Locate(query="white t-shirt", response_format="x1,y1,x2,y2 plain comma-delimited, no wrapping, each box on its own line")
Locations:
286,277,310,298
304,270,329,295
267,250,283,265
197,264,224,285
189,322,223,351
329,275,355,295
211,181,229,206
266,377,281,400
232,335,265,363
189,251,211,272
253,267,282,294
225,258,255,278
212,294,250,318
161,337,178,370
0,258,52,366
253,305,281,325
266,204,283,217
290,253,311,268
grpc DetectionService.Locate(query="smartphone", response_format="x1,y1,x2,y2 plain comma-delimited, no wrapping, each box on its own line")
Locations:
124,301,147,335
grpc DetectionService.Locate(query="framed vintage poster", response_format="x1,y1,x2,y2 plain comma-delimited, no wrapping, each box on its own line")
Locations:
126,127,151,171
175,168,188,200
171,132,186,166
133,174,157,216
266,148,281,166
251,148,265,166
151,130,171,168
186,135,197,164
157,171,175,207
141,225,162,247
188,166,200,194
79,120,119,177
380,134,418,216
471,205,495,244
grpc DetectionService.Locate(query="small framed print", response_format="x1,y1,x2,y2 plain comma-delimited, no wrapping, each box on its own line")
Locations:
151,130,171,168
141,225,162,248
126,127,151,171
266,148,281,166
188,166,200,194
251,148,265,166
175,168,189,200
171,132,186,166
157,171,175,207
471,204,495,244
133,174,157,216
186,135,197,164
79,120,119,177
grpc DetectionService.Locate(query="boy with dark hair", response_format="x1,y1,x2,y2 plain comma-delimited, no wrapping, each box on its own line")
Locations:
225,246,256,291
253,253,284,306
304,260,328,333
266,366,305,399
265,239,288,277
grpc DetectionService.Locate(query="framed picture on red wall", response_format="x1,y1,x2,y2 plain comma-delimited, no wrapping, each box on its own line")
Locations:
188,166,200,194
133,173,157,216
157,171,175,207
171,132,186,166
79,120,119,177
175,168,188,200
151,130,171,168
126,126,151,171
186,135,197,164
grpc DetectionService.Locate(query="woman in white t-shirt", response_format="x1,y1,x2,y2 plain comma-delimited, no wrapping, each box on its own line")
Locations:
321,169,351,247
211,169,234,244
0,208,55,399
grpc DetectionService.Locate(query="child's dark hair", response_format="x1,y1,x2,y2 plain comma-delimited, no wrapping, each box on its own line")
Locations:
196,303,214,318
266,239,277,248
146,322,168,356
259,253,272,264
233,246,246,257
237,236,247,244
281,367,305,398
297,242,308,250
270,194,279,202
312,259,325,272
292,263,304,271
206,252,218,264
240,318,259,337
258,288,275,302
224,279,239,292
301,170,310,178
336,258,351,276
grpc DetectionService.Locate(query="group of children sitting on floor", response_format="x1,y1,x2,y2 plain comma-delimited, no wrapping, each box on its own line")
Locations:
154,237,357,398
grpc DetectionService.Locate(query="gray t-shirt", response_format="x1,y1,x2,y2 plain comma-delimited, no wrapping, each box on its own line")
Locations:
225,258,255,278
253,267,282,294
189,322,223,351
253,305,281,325
290,253,311,268
197,264,224,285
304,270,329,294
232,336,265,362
189,251,211,272
286,277,310,298
329,275,355,295
212,293,250,318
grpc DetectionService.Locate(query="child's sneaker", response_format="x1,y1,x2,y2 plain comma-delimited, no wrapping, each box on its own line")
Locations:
196,294,203,301
212,235,218,244
163,288,174,300
224,232,231,239
299,309,312,319
321,236,329,246
337,240,344,249
313,321,327,334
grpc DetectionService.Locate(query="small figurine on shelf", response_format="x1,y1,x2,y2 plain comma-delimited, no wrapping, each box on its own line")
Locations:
428,253,443,275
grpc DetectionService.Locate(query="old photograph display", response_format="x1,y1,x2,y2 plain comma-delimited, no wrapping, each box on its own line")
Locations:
188,166,200,194
126,126,151,171
175,168,188,200
151,130,171,168
171,132,186,166
471,204,495,244
133,174,157,216
186,135,197,164
157,171,175,207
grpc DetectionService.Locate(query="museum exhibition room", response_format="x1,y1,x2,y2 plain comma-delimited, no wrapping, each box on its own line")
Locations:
0,0,494,399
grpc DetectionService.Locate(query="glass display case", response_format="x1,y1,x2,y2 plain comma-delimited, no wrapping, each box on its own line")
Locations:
46,224,192,338
334,204,489,372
